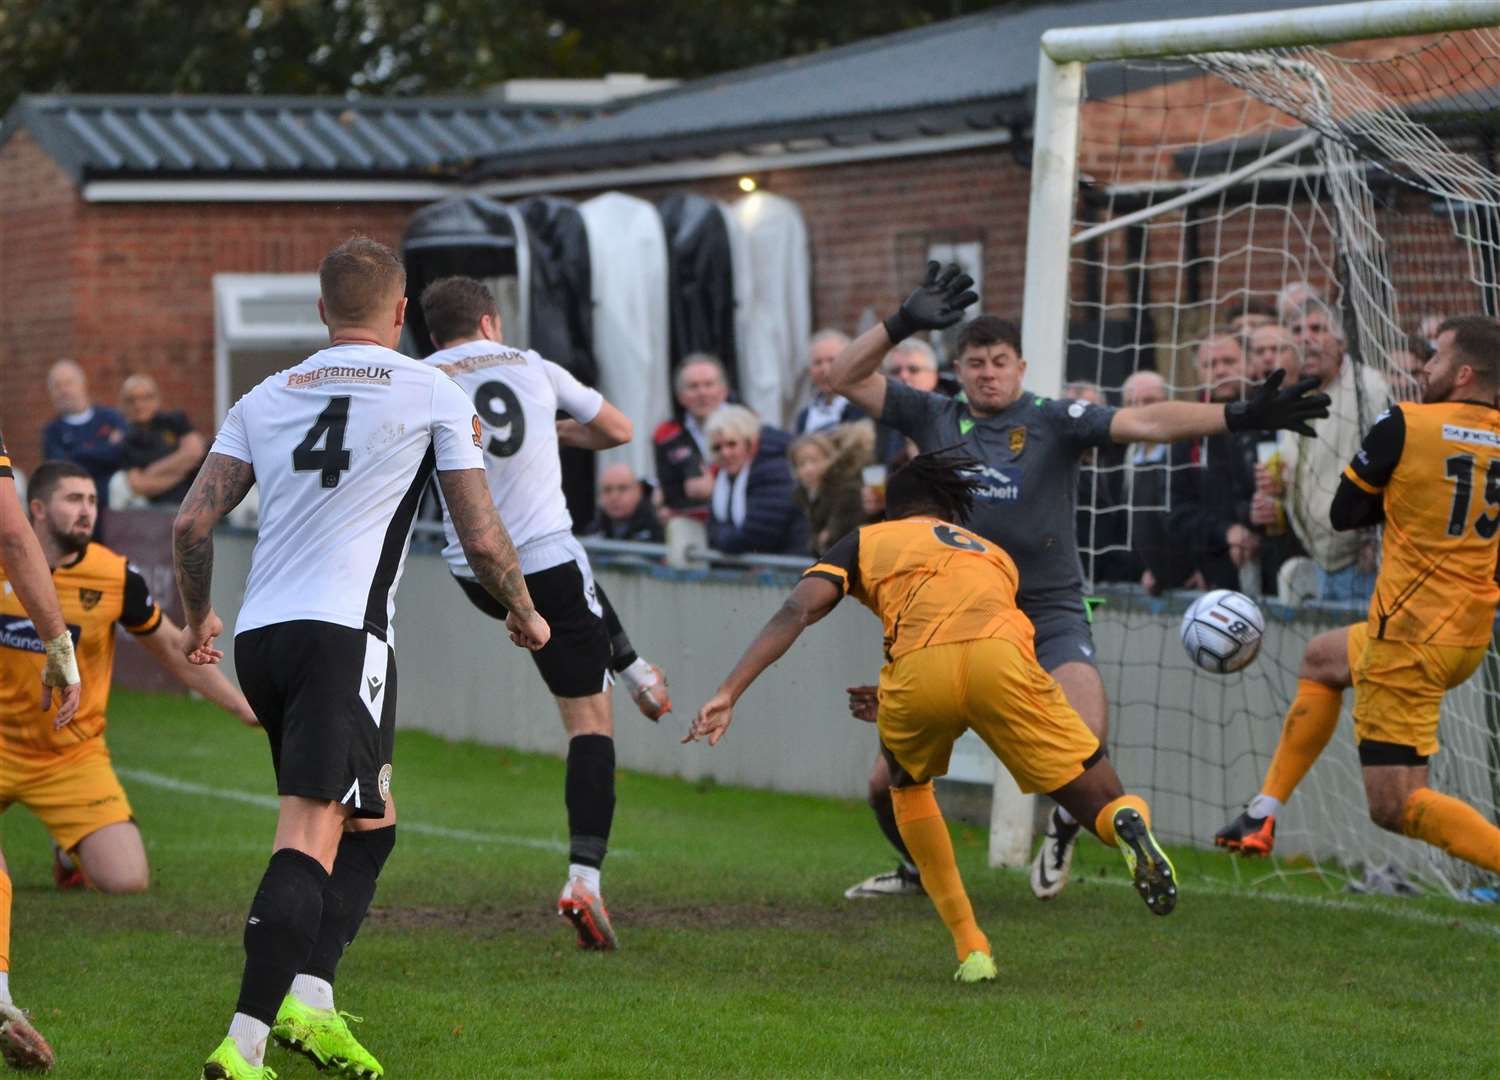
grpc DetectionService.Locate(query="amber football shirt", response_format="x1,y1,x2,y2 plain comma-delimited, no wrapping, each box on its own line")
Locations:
805,516,1034,661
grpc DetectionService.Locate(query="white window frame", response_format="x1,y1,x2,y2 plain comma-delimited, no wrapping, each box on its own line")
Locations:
213,273,327,422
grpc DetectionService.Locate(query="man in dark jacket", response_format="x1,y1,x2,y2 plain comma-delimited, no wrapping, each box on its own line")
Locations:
584,464,664,543
654,354,729,517
704,405,808,555
41,360,125,531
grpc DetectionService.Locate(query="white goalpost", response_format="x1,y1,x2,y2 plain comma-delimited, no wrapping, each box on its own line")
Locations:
995,0,1500,898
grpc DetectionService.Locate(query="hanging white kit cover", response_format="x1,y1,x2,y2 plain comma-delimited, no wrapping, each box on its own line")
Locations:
579,192,671,484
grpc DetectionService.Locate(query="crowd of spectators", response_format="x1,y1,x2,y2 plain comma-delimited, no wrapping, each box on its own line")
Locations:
24,285,1433,600
37,360,206,532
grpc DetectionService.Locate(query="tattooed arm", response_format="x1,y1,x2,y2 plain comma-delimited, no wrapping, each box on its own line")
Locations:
437,468,550,651
172,452,255,665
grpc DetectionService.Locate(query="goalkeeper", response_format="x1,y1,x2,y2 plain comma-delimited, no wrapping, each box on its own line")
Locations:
685,452,1177,983
829,263,1331,902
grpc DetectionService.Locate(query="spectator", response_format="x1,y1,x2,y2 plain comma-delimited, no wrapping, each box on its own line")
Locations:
873,340,940,463
1224,294,1279,337
1389,331,1433,399
1265,300,1388,603
705,405,808,555
41,360,125,529
654,353,729,517
794,329,865,434
118,374,207,507
1120,370,1198,593
584,463,664,543
1065,380,1133,584
1247,323,1299,381
790,425,871,556
1275,280,1326,325
1168,331,1264,592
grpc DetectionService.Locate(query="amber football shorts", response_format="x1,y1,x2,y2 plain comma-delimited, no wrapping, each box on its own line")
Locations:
0,736,134,852
876,637,1100,793
1350,623,1486,758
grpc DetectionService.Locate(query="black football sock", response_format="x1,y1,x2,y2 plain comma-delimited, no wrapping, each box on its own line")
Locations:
236,849,329,1025
871,786,917,869
304,825,396,986
594,585,638,672
565,734,616,869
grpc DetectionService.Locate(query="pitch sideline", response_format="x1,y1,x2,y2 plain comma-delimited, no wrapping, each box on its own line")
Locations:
117,766,631,857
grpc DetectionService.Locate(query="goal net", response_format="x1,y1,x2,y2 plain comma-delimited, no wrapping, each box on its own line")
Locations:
1024,7,1500,898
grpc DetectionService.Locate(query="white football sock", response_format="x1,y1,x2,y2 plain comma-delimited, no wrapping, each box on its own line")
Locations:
569,863,601,894
291,973,335,1011
1247,794,1283,819
0,971,12,1005
228,1013,270,1066
1055,806,1077,827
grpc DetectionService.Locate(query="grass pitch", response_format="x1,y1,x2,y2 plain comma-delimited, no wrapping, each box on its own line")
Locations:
3,691,1495,1078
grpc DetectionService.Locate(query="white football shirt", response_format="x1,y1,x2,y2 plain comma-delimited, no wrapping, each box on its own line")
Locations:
212,343,483,641
421,339,603,577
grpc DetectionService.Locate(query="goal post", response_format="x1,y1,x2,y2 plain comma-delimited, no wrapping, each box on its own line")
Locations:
994,1,1500,894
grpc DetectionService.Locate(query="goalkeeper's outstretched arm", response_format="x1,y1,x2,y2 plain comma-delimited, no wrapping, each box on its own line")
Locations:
685,576,842,747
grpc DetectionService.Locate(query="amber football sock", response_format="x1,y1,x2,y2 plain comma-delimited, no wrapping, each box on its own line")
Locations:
1094,795,1151,848
1401,787,1500,873
0,868,10,977
890,783,989,961
1261,679,1342,804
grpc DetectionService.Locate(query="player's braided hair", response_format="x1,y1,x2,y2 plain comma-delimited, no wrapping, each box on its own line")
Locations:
885,449,984,524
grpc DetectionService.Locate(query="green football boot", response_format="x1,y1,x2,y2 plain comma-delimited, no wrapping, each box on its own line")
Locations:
953,950,998,984
271,995,383,1078
201,1036,277,1080
1113,807,1179,916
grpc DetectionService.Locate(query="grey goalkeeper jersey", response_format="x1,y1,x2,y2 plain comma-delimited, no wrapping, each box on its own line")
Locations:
882,379,1117,615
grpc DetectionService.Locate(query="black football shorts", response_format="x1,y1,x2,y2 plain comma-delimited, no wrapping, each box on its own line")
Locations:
235,619,397,819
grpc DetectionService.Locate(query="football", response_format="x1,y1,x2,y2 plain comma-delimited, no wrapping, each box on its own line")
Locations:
1180,589,1265,674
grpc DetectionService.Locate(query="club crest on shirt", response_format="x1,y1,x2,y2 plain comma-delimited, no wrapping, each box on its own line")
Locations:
78,588,103,611
1009,427,1026,455
378,763,393,800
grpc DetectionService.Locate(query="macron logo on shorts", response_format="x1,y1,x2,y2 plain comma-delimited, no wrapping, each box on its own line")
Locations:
360,634,387,727
367,675,383,702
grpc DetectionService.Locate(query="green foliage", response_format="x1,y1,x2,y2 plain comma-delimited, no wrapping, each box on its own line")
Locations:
2,690,1494,1077
0,0,1008,114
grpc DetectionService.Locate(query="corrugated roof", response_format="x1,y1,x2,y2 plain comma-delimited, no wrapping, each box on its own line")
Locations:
0,94,597,182
472,0,1335,178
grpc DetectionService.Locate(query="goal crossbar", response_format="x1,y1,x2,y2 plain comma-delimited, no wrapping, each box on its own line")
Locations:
1042,0,1500,64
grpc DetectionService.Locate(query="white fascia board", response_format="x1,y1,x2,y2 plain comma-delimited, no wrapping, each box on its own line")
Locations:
474,128,1015,198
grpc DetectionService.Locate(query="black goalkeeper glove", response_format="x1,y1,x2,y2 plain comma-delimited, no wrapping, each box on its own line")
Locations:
882,261,979,343
1224,368,1331,437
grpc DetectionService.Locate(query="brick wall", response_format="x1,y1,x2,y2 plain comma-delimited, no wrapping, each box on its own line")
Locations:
0,133,79,472
0,135,415,474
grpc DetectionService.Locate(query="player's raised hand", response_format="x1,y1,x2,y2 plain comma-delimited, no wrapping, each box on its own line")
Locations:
506,608,551,651
883,261,979,343
1225,368,1331,437
183,609,225,666
684,691,735,746
846,685,879,724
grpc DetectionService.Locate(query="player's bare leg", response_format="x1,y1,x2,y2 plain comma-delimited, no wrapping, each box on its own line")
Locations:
1050,758,1177,916
556,692,619,950
204,796,347,1079
74,821,149,894
845,752,923,899
276,797,396,1079
0,847,55,1072
1030,659,1107,899
1218,626,1352,855
1365,760,1500,873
